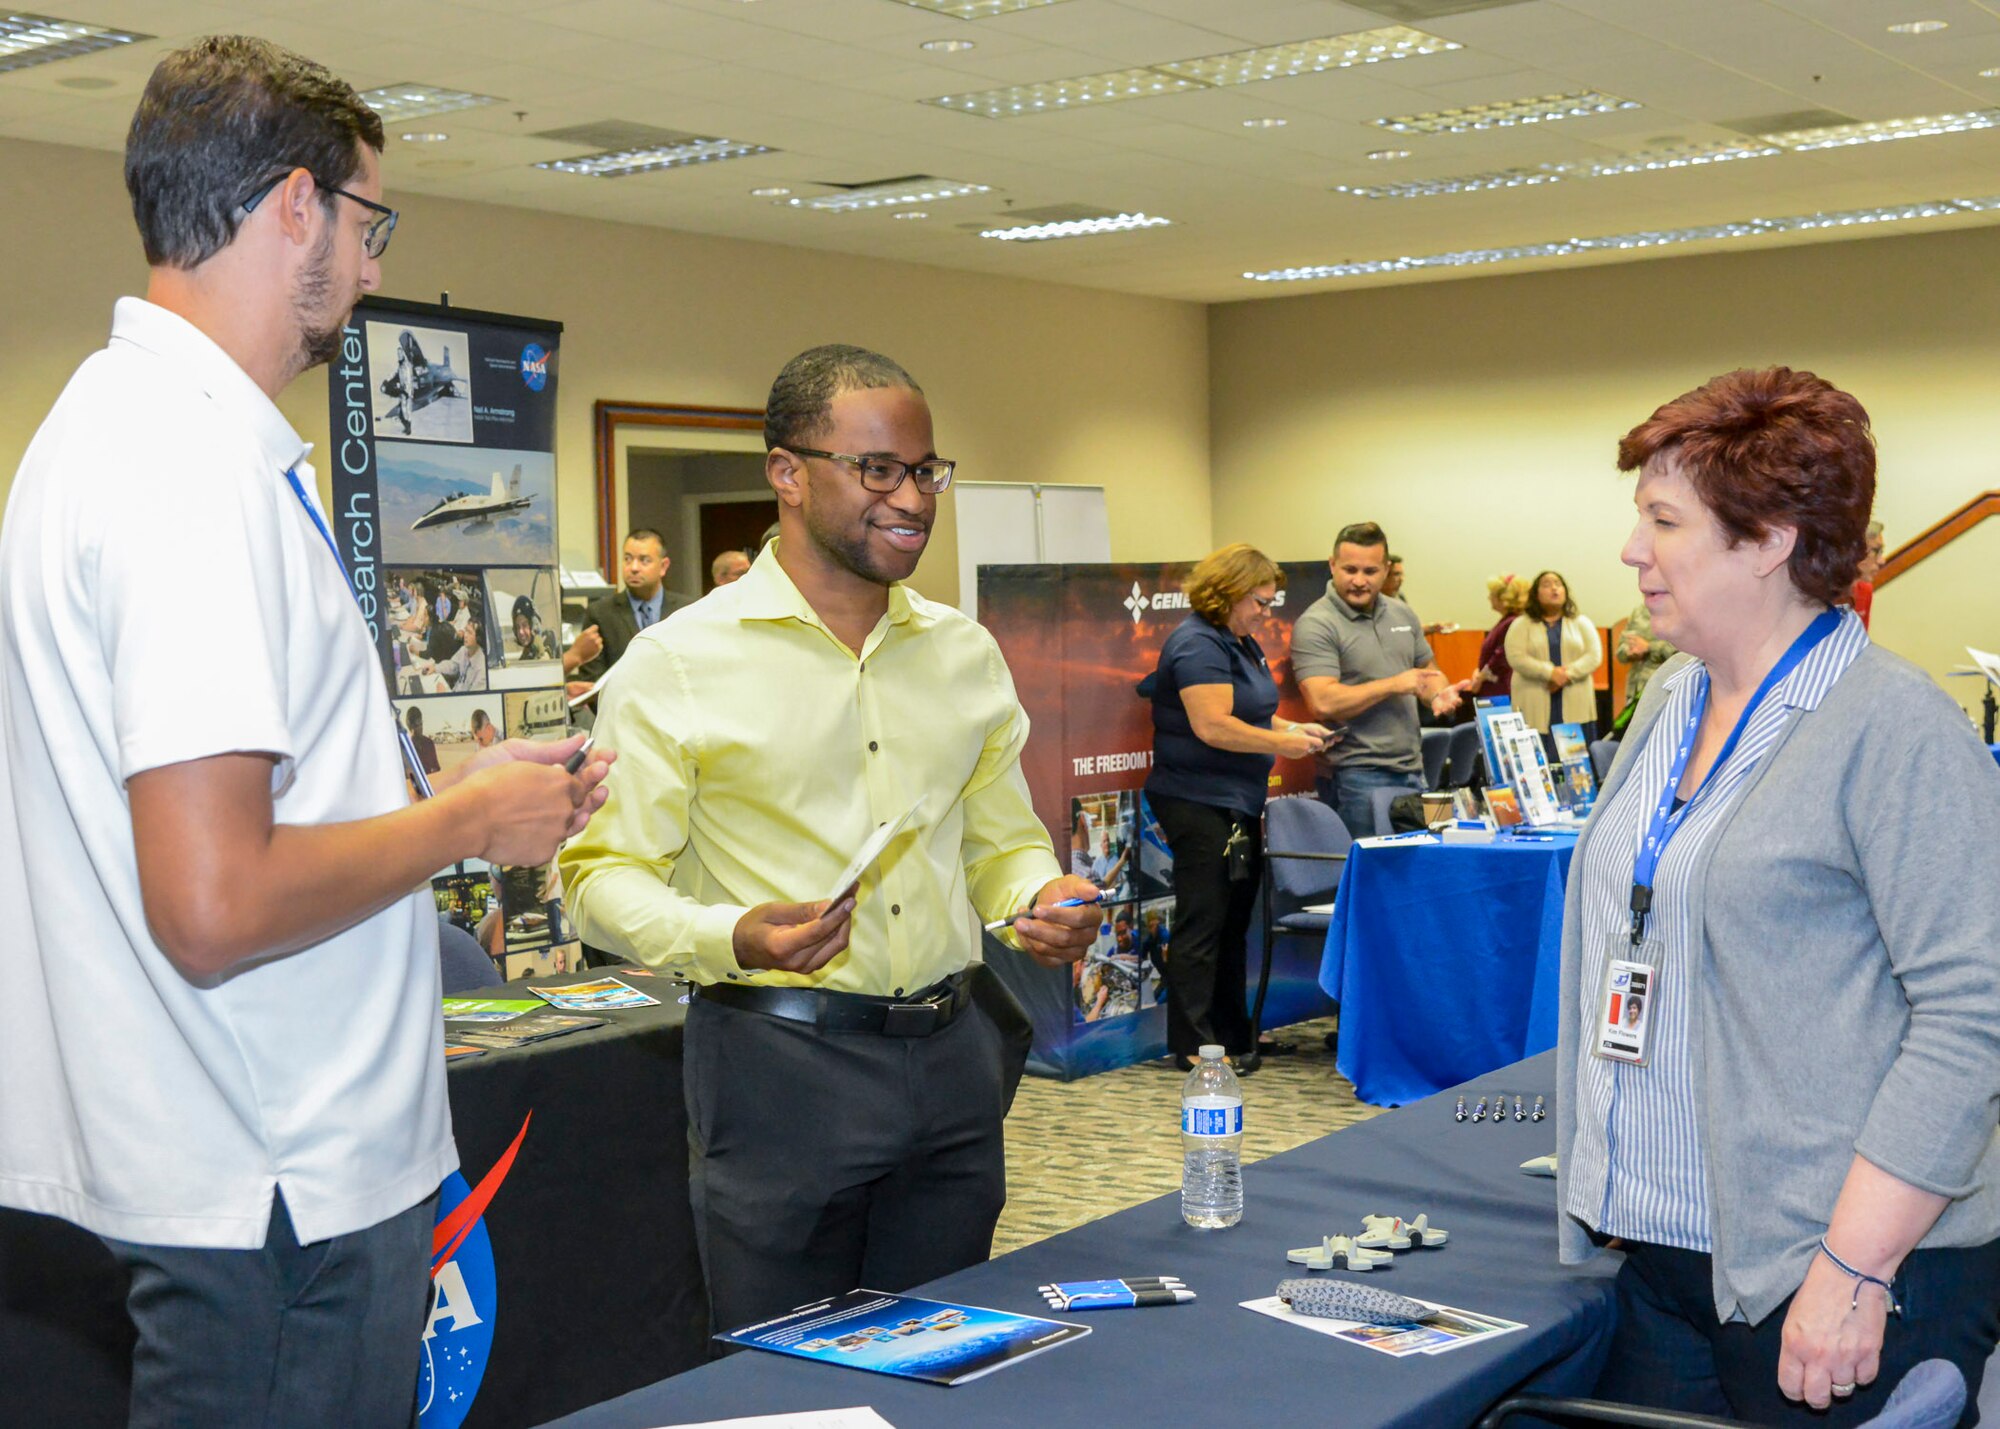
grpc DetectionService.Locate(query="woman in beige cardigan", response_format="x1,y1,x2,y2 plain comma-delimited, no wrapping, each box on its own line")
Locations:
1504,570,1602,743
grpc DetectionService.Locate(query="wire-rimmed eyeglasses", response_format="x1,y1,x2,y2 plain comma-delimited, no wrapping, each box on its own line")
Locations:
242,171,399,259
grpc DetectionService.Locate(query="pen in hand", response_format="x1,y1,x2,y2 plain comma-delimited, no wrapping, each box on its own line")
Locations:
983,895,1103,932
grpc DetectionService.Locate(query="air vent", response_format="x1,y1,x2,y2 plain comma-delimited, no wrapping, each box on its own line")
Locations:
1720,108,1855,137
1359,0,1531,19
1002,202,1122,223
532,120,711,149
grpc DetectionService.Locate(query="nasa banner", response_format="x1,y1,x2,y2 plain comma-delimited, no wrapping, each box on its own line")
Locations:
329,297,579,978
977,562,1338,1080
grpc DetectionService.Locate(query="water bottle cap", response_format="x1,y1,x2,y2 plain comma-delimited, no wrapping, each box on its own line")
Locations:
1198,1044,1224,1061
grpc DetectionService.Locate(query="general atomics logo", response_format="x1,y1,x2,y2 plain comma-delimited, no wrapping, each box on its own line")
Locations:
419,1114,530,1428
1122,581,1282,624
519,343,549,392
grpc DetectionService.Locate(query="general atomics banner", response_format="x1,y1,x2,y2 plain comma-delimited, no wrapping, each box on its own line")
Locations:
977,562,1336,1079
328,297,576,982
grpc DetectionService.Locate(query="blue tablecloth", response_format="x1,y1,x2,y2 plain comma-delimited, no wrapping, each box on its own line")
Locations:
549,1050,1617,1429
1322,833,1577,1107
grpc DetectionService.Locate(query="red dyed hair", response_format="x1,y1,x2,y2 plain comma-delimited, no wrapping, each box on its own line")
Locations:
1616,367,1875,607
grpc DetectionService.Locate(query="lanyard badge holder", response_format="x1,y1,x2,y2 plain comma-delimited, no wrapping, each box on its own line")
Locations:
1594,610,1842,1067
282,467,436,799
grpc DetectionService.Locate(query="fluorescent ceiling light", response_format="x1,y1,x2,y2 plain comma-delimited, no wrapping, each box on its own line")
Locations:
358,84,499,123
399,132,449,144
1375,90,1639,134
0,13,150,73
1337,139,1780,198
1886,20,1948,34
789,178,991,211
535,137,773,177
1775,109,2000,150
922,38,976,52
1151,27,1459,86
925,25,1456,118
893,210,929,220
750,185,791,197
1245,194,2000,282
1336,109,2000,201
1367,148,1412,161
894,0,1072,16
981,212,1170,241
1243,118,1289,129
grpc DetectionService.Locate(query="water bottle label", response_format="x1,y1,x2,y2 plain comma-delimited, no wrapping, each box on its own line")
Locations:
1182,1104,1243,1137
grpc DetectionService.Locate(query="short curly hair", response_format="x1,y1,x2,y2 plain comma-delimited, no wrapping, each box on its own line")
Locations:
1183,543,1283,627
1616,367,1875,607
764,344,921,451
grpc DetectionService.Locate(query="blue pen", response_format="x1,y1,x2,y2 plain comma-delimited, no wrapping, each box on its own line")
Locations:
984,895,1104,931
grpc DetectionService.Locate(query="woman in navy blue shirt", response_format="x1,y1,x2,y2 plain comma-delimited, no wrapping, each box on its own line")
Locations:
1142,545,1332,1072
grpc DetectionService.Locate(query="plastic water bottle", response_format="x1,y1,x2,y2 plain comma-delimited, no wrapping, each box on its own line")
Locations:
1181,1045,1244,1229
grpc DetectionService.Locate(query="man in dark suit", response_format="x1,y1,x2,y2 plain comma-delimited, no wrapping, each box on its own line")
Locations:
576,528,692,686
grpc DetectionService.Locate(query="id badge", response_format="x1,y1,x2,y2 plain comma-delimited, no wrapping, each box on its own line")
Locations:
1592,946,1660,1065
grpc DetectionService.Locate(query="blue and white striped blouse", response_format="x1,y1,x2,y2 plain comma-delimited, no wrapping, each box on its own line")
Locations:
1564,609,1870,1250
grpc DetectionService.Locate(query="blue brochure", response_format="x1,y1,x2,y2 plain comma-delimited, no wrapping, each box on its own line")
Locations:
717,1288,1090,1386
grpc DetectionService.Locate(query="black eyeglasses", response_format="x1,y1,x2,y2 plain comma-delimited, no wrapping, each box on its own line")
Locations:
241,171,399,258
1252,594,1278,610
786,448,956,495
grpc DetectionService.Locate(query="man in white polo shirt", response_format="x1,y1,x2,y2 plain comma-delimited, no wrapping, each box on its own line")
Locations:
0,37,607,1426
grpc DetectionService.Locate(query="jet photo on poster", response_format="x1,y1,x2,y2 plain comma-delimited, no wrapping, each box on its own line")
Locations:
378,444,556,567
367,321,474,443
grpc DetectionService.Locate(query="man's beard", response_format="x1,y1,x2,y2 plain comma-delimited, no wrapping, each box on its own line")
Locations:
291,225,347,373
802,471,926,586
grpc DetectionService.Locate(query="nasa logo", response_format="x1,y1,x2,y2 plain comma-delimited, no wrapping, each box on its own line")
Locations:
418,1113,531,1428
519,343,550,392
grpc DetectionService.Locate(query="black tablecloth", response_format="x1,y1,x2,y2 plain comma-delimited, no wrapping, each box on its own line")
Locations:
0,972,703,1429
547,1049,1617,1429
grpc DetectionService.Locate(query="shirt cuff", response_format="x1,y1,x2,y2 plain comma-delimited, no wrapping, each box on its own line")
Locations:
682,902,753,985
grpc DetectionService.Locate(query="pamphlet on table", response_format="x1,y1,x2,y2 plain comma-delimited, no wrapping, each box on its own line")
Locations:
1240,1294,1524,1356
448,1013,605,1050
718,1289,1088,1386
641,1409,894,1429
528,977,660,1011
441,997,542,1023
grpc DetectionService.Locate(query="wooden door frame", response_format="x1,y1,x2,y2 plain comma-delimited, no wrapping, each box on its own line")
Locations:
592,401,764,578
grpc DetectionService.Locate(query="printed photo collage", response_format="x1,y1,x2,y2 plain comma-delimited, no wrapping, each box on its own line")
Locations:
360,316,573,964
1068,791,1174,1025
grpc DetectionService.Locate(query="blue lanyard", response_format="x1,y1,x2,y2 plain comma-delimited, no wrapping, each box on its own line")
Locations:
280,466,436,798
1627,609,1840,945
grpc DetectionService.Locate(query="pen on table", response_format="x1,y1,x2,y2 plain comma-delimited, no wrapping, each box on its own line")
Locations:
984,895,1104,932
1038,1279,1185,1292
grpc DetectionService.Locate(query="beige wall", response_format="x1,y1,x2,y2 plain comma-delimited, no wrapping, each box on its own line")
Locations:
0,135,1211,608
1210,226,2000,704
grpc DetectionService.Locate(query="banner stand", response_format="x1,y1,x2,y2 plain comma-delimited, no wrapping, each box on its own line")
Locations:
977,563,1338,1080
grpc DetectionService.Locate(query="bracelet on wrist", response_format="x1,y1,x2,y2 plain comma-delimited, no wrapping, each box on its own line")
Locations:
1817,1237,1903,1316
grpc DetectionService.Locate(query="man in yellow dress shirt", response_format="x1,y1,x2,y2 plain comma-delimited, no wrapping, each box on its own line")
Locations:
560,344,1099,1332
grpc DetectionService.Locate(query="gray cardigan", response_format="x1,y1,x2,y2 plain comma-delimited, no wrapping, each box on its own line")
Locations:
1556,644,2000,1324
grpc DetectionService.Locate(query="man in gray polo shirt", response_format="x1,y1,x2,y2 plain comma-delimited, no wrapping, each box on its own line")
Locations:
1292,521,1464,838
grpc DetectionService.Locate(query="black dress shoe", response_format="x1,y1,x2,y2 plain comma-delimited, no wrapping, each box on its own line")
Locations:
1233,1049,1263,1076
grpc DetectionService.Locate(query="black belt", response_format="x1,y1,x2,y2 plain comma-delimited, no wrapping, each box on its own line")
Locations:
696,970,975,1037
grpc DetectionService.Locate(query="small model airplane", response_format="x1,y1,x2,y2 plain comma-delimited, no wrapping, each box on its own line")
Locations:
378,329,464,434
410,465,532,533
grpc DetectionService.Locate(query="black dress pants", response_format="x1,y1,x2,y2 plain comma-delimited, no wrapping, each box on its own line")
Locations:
1598,1239,2000,1426
683,973,1031,1342
1150,792,1260,1060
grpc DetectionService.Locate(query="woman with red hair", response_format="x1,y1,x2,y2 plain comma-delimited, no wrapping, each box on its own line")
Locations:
1556,368,2000,1424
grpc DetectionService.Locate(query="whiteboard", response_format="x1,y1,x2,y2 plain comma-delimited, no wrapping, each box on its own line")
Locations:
954,482,1110,618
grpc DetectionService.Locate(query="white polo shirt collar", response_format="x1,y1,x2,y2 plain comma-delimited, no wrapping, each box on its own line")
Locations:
110,296,311,477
